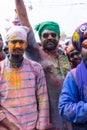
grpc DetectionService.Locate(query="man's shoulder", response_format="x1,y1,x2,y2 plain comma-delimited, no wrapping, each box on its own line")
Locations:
58,47,66,55
24,58,42,68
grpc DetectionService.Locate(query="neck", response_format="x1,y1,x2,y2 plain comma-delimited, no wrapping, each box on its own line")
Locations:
44,47,58,57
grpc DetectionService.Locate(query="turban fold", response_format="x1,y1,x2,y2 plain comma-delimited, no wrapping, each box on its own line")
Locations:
35,21,60,37
72,22,87,52
6,26,30,42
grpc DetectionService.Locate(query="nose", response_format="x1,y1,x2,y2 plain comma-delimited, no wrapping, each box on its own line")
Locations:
73,54,78,58
15,42,21,48
48,34,53,39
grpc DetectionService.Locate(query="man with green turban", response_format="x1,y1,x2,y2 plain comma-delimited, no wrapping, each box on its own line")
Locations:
35,21,60,38
34,21,60,52
15,0,72,130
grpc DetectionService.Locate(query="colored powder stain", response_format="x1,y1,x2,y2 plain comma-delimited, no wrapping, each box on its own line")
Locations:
10,71,22,86
72,32,79,42
8,71,23,107
8,43,14,51
4,71,9,80
4,70,22,94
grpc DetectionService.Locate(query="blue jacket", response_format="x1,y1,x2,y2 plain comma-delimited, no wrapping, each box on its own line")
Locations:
58,70,87,123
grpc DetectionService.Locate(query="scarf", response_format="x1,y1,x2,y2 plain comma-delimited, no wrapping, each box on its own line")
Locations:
76,60,87,100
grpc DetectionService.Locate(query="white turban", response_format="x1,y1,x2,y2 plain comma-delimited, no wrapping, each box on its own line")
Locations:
6,26,30,42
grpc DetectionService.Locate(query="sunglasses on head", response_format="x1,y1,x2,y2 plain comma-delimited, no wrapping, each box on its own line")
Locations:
82,41,87,49
42,32,57,38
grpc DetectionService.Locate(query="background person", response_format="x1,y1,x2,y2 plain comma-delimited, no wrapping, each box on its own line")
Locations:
66,43,82,68
0,34,6,61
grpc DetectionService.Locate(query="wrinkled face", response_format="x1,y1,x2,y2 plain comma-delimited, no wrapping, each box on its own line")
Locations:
8,40,27,55
69,50,82,67
40,30,60,51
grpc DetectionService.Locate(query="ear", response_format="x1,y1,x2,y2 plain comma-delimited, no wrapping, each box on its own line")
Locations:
25,41,28,48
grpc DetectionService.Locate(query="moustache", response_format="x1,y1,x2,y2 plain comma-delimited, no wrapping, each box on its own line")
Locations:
13,48,24,52
46,39,56,43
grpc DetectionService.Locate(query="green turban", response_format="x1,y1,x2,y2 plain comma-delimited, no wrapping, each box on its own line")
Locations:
35,21,60,38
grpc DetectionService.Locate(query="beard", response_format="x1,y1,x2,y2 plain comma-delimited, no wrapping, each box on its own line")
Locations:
8,53,23,68
42,39,58,51
12,48,24,55
9,48,24,67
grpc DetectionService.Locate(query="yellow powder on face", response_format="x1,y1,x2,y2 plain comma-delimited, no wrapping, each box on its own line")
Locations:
8,43,14,52
8,41,27,52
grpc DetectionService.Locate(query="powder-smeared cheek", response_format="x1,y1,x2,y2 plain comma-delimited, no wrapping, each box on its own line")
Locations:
21,44,26,50
8,43,14,51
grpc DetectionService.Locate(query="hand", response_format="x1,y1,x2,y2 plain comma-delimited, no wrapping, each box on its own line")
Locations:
8,122,20,130
0,118,20,130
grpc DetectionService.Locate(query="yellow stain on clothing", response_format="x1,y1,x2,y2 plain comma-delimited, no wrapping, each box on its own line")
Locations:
10,71,22,107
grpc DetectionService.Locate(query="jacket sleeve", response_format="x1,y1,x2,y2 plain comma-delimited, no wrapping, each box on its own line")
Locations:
58,71,87,123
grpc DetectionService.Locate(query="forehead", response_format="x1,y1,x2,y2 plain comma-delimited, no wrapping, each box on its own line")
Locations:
42,30,56,34
70,50,80,55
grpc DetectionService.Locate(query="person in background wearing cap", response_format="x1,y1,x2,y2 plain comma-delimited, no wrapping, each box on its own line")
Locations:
66,43,82,69
12,9,22,26
15,0,71,130
0,25,49,130
58,22,87,130
0,34,6,61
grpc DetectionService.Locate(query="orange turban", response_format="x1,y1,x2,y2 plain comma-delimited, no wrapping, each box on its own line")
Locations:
66,44,75,55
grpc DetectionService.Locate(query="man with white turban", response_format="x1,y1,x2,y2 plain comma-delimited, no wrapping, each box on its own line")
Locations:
0,25,49,130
